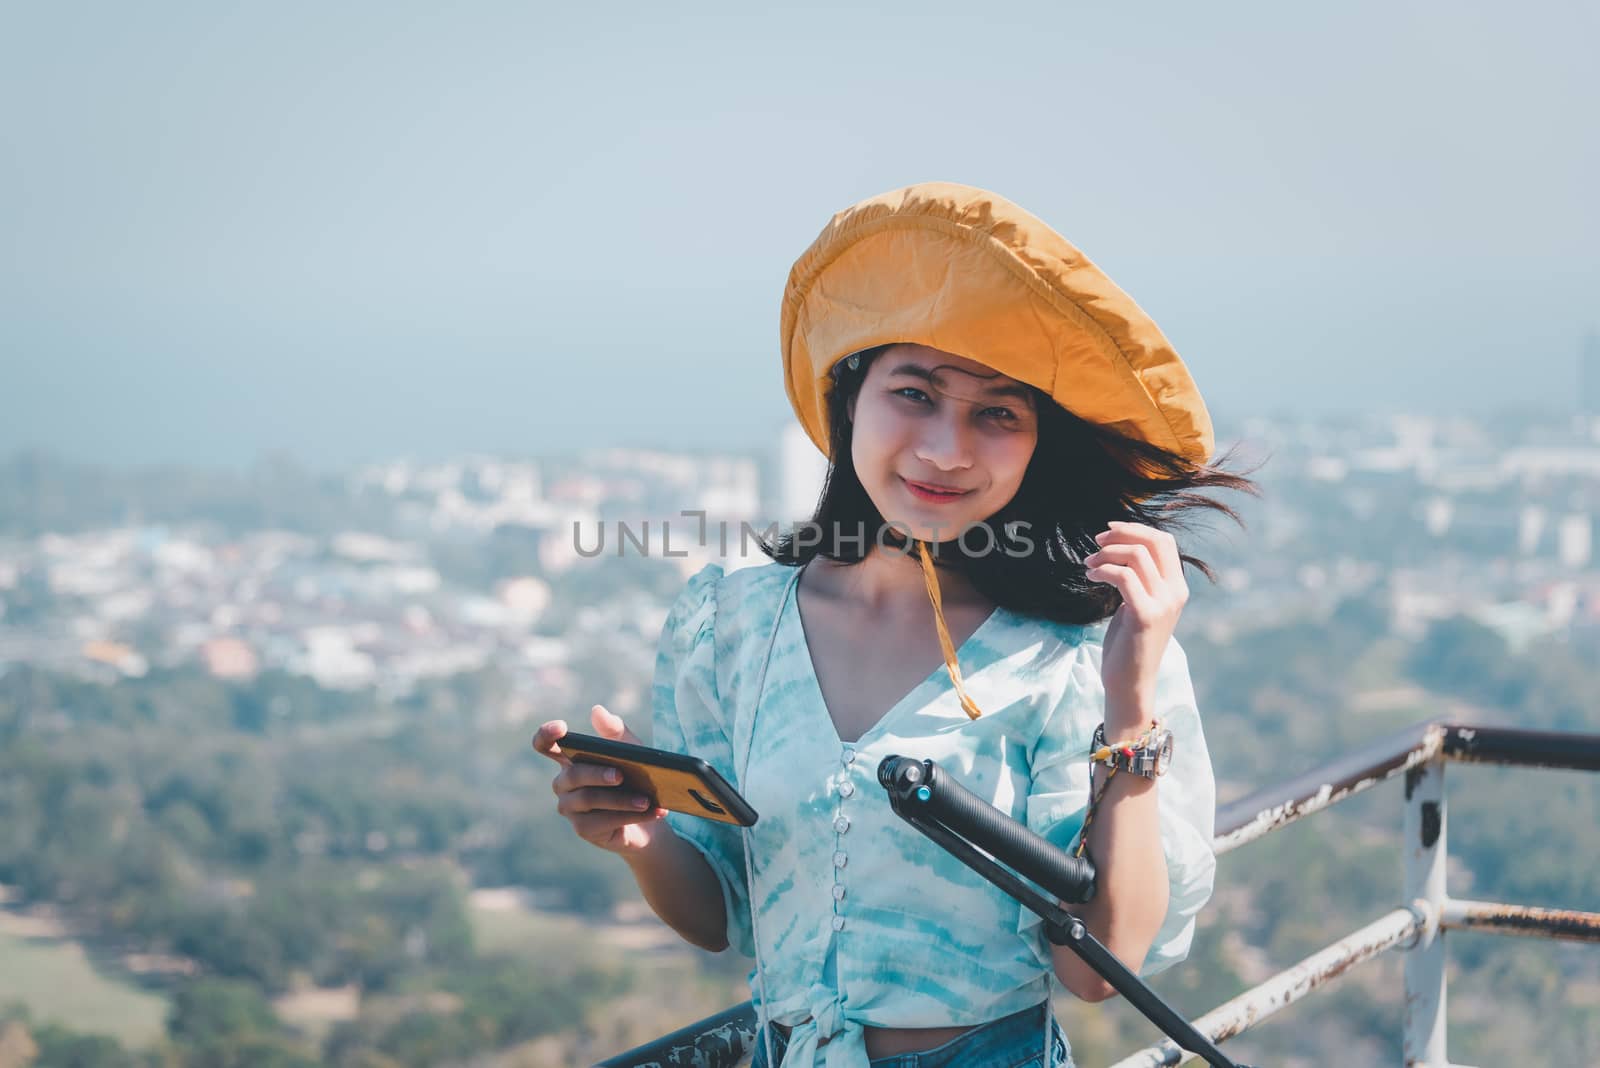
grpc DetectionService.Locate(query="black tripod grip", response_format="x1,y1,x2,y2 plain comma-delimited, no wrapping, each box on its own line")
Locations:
879,756,1097,904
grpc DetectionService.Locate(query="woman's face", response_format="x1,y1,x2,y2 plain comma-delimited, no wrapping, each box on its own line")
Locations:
846,343,1039,545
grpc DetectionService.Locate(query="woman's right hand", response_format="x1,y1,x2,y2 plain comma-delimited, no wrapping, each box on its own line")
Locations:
533,704,671,856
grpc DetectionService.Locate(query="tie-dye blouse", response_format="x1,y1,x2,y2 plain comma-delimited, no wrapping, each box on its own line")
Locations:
648,560,1218,1068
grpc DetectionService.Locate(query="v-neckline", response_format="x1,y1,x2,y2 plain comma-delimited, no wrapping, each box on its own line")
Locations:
784,564,1005,747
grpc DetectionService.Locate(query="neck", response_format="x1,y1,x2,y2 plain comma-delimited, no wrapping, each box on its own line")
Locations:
818,542,984,616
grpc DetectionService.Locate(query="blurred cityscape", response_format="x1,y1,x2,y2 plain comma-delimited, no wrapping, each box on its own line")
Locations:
10,406,1600,702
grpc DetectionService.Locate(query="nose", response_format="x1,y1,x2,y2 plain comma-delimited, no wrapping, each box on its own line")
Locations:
913,408,976,471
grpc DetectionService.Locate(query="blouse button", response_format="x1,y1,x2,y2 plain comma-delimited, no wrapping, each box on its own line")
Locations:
832,884,847,902
842,748,857,765
838,779,855,799
833,850,848,869
832,915,846,932
834,815,850,834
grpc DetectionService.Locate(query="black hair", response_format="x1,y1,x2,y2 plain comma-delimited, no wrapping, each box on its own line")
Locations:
758,344,1264,624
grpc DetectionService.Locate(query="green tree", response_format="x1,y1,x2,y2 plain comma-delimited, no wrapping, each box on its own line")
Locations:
167,978,279,1047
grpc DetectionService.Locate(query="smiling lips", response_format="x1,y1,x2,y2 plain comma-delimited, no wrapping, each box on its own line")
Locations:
902,478,973,503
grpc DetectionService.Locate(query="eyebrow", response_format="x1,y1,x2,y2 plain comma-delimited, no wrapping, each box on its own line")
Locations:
886,363,1036,403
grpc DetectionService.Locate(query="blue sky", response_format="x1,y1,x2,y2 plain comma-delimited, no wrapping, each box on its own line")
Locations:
3,2,1596,470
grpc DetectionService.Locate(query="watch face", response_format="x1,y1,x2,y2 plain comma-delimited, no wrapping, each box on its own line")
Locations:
1155,732,1174,774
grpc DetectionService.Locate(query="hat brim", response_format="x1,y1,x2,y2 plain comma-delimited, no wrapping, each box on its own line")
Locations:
781,182,1213,466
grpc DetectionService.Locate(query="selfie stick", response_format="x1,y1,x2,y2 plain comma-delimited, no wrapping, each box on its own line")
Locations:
878,756,1254,1068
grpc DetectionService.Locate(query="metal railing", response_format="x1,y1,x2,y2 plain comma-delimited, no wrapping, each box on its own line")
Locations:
597,720,1600,1068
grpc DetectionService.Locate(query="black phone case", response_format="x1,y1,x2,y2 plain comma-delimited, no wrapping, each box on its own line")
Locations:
556,731,759,827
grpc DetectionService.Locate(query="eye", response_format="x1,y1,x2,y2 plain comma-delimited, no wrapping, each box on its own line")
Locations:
981,406,1019,421
893,387,932,404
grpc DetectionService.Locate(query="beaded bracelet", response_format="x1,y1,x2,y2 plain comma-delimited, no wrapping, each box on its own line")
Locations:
1071,718,1165,861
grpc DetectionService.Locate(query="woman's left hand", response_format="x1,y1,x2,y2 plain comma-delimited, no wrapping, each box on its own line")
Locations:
1083,521,1188,730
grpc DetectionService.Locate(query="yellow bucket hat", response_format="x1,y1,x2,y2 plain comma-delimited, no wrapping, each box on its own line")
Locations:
779,181,1215,720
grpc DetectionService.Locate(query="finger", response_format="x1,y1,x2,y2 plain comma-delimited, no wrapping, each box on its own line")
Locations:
1100,521,1182,581
591,703,641,745
1088,542,1163,600
572,807,668,841
532,720,573,767
552,762,626,795
556,787,657,817
1085,562,1155,616
1096,522,1177,581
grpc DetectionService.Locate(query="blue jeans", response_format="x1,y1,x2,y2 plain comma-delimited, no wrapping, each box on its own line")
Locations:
749,1001,1073,1068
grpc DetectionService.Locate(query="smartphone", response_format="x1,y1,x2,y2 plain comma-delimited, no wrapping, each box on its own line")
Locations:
555,731,759,827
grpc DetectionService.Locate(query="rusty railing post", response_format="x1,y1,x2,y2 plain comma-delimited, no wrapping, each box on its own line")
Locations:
1402,743,1447,1066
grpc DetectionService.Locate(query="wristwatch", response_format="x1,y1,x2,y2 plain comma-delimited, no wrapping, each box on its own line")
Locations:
1091,722,1176,778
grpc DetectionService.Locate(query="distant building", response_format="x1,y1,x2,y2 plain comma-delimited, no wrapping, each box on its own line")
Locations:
1557,513,1592,568
1516,505,1544,556
201,637,259,681
81,639,147,678
1470,600,1563,656
1424,497,1454,538
495,576,551,624
778,421,828,525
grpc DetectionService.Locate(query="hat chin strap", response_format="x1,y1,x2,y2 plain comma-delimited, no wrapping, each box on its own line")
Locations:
913,540,985,721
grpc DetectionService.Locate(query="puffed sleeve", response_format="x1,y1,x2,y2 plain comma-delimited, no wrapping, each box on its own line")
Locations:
647,562,754,957
1019,630,1218,978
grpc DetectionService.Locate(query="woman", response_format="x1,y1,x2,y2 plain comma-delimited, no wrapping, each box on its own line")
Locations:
535,183,1259,1068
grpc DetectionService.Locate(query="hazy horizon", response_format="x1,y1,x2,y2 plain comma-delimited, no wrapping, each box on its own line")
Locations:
4,3,1596,472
